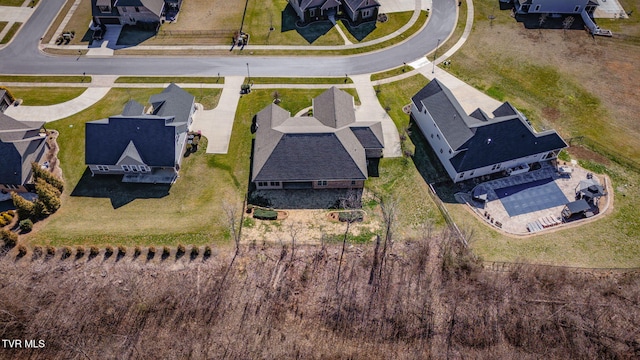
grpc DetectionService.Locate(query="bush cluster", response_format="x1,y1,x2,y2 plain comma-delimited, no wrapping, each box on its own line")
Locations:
253,208,278,220
0,229,18,247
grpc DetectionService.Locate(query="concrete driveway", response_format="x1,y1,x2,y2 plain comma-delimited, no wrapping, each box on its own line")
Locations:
4,87,110,122
191,76,244,154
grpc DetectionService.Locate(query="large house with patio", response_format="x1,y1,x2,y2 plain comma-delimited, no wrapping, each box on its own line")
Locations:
252,87,384,190
85,83,195,184
91,0,182,26
411,79,567,183
288,0,380,25
0,113,48,193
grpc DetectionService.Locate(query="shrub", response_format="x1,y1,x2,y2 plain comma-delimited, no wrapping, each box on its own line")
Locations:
253,208,278,220
177,244,186,255
31,162,64,192
61,246,72,260
2,212,13,222
34,178,61,217
75,246,85,259
89,246,100,258
147,246,156,260
0,229,18,247
32,245,43,260
161,246,170,260
134,246,142,258
11,192,35,220
19,219,33,233
0,218,6,227
203,245,212,258
338,211,364,223
190,246,199,260
117,245,127,255
105,246,114,257
46,246,56,257
17,245,27,258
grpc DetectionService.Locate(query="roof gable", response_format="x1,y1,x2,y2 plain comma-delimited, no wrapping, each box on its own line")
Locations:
313,87,355,129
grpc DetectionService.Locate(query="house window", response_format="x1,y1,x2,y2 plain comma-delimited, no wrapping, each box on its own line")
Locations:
122,165,130,172
431,134,434,138
574,6,580,12
534,5,541,11
351,180,356,185
436,134,440,140
362,9,371,18
97,165,109,171
139,165,148,172
309,9,315,17
317,180,327,186
131,165,139,172
135,6,140,12
122,7,127,12
459,173,464,178
469,172,474,176
257,181,268,187
440,149,443,153
449,149,452,154
270,181,280,187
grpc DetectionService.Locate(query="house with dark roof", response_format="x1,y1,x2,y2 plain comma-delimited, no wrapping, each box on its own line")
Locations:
85,84,195,184
252,87,384,190
512,0,598,16
0,113,48,193
91,0,182,26
288,0,379,25
411,79,567,183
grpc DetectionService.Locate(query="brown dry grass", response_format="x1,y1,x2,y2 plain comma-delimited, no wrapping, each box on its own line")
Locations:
1,235,638,359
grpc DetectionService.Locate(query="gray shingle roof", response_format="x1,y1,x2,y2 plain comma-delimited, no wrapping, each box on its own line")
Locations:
313,86,355,129
252,87,382,183
122,100,145,116
412,79,476,150
0,113,47,185
414,79,567,173
343,0,380,11
85,84,193,168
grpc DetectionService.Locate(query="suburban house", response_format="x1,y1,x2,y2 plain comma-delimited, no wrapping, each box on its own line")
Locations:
411,79,567,183
288,0,380,25
0,113,48,193
511,0,598,16
85,83,195,184
252,87,384,190
91,0,182,26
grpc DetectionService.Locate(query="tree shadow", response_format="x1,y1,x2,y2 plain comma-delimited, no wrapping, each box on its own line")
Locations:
281,4,335,44
341,20,376,42
71,168,171,209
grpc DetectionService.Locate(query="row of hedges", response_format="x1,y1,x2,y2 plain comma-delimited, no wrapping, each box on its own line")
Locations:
11,162,64,224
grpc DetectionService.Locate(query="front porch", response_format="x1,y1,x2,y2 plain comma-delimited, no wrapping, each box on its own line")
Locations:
122,168,178,184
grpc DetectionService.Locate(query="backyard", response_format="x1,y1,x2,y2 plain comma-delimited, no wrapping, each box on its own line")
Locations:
376,72,640,268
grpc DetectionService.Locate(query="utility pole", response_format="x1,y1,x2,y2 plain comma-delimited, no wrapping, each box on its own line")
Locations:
246,63,251,83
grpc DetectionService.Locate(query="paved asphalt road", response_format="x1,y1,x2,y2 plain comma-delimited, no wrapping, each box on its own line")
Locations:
0,0,456,77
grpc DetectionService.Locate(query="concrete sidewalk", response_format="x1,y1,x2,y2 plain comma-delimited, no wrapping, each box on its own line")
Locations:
351,74,402,158
191,76,244,154
5,87,110,122
0,5,34,22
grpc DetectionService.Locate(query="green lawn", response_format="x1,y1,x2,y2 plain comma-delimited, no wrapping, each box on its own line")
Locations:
0,0,25,6
28,88,341,247
0,75,91,83
338,11,414,43
187,88,222,110
243,0,343,45
375,73,640,268
0,22,22,44
250,77,353,85
116,76,224,84
10,87,87,106
0,22,7,34
370,65,412,81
